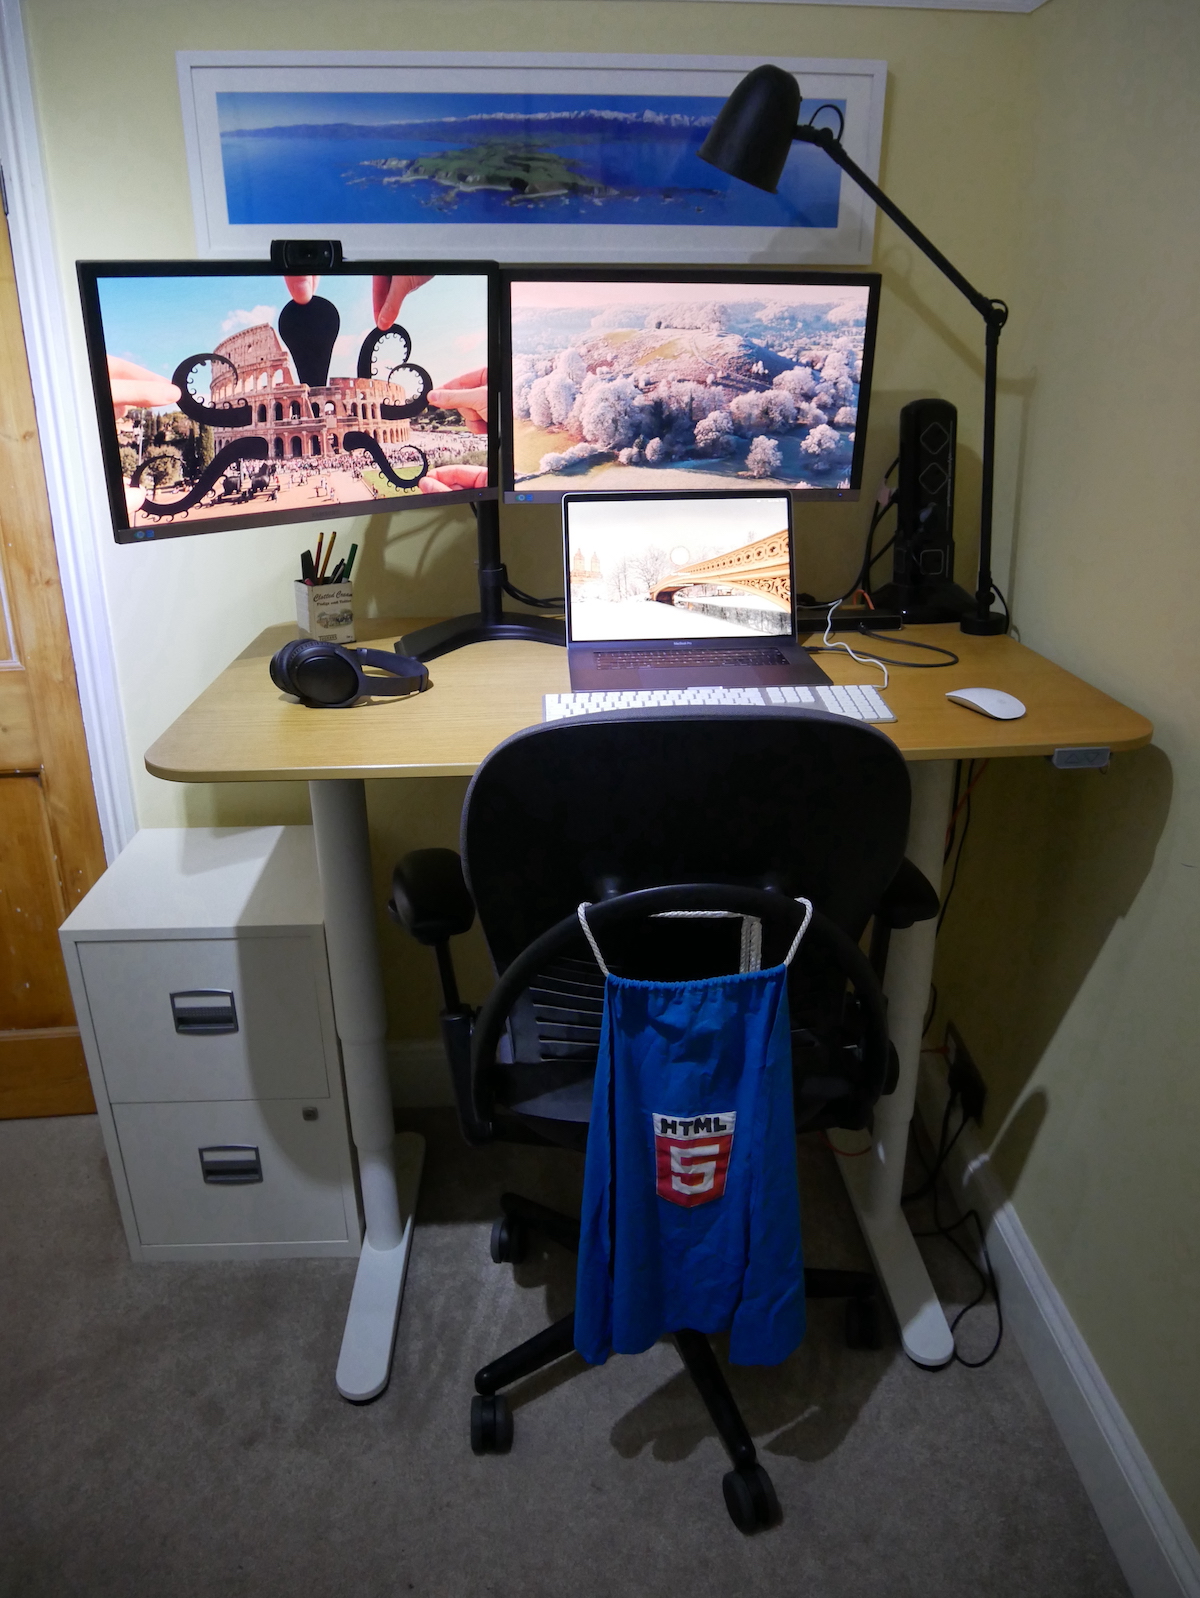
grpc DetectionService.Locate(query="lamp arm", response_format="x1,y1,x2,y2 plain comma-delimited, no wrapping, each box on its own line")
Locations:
797,124,1008,634
796,127,1004,330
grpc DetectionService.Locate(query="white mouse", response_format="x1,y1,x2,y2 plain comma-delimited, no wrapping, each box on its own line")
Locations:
946,687,1026,720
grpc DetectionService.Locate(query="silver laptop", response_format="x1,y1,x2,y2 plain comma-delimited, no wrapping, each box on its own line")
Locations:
562,489,830,691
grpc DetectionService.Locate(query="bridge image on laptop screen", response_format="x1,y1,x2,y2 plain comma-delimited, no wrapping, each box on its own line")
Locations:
565,494,793,643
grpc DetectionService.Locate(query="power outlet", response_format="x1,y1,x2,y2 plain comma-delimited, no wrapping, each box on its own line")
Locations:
945,1022,987,1125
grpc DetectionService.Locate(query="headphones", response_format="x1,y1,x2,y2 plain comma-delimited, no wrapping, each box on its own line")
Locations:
269,638,430,709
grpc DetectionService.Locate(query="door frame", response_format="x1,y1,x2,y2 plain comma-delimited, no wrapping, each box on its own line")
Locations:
0,0,135,862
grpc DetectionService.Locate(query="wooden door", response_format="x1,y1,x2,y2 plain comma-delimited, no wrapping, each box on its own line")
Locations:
0,211,106,1116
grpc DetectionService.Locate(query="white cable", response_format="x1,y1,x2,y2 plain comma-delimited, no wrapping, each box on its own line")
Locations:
822,598,889,689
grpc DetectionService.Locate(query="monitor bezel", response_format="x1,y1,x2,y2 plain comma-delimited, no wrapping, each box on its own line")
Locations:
500,264,882,506
561,487,799,649
77,257,501,544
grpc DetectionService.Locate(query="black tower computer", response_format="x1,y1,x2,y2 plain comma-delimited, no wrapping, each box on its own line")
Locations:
872,398,974,624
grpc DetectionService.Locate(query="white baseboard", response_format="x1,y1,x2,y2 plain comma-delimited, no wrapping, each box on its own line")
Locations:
915,1059,1200,1598
388,1038,455,1108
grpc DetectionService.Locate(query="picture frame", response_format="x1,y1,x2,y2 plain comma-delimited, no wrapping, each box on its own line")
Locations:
178,51,887,265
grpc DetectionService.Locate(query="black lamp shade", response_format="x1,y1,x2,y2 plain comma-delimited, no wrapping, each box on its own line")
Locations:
697,64,802,194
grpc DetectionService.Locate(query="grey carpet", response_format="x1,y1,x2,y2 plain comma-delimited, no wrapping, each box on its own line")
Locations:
0,1111,1129,1598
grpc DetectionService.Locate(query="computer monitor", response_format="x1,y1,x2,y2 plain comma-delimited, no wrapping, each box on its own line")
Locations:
501,267,880,506
78,260,498,542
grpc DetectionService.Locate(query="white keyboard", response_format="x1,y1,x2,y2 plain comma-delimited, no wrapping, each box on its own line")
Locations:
543,683,895,723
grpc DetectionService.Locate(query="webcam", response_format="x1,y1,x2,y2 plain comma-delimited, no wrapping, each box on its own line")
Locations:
269,239,344,272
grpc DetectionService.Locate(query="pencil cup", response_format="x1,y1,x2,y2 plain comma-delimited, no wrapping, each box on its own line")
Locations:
295,580,355,645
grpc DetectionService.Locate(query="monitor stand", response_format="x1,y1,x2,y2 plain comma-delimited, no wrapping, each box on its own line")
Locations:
397,500,566,662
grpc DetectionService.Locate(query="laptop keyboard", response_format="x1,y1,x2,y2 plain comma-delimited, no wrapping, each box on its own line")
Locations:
594,648,790,669
543,683,895,723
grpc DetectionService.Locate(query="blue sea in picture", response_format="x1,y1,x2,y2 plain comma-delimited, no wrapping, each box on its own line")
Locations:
217,91,844,230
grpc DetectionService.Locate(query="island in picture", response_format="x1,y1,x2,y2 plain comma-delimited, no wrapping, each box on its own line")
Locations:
217,91,844,231
506,278,874,497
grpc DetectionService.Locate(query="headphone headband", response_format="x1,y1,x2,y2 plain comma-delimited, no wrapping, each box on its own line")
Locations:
269,638,430,709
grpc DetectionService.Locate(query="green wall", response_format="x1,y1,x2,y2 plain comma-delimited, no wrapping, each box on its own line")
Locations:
932,0,1200,1538
21,0,1200,1545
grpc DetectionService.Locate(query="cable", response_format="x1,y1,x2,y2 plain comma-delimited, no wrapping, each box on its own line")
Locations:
902,1093,967,1205
804,102,846,142
904,1088,1004,1367
809,599,889,687
992,580,1011,629
937,764,978,934
853,629,960,669
944,760,964,863
502,578,565,610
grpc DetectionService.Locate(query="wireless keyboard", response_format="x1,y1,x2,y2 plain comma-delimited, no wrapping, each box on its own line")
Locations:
543,683,895,723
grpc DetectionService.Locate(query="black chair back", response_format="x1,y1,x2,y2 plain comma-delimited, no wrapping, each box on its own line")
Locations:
462,708,911,967
458,709,911,1139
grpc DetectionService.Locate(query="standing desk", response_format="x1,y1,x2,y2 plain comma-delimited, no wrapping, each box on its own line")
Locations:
146,620,1152,1395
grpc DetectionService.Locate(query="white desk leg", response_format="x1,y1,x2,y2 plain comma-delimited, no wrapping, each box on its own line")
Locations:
309,779,425,1402
833,759,957,1368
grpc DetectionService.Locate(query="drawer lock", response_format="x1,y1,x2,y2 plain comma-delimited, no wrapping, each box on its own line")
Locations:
198,1145,262,1184
171,989,238,1035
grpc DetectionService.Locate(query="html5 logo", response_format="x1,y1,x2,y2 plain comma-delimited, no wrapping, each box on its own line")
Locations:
652,1112,737,1208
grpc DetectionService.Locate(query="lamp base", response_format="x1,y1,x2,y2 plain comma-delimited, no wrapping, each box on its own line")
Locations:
959,610,1009,636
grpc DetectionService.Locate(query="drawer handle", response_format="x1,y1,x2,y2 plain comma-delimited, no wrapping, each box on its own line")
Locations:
171,989,238,1035
198,1145,262,1184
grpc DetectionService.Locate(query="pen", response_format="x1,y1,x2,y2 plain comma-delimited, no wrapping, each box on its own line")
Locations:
329,559,345,585
318,530,336,581
343,542,358,582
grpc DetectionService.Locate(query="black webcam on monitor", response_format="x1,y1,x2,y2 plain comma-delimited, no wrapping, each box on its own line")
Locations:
268,239,344,273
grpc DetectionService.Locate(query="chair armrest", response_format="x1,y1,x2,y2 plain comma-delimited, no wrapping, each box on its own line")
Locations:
874,857,940,929
388,848,476,945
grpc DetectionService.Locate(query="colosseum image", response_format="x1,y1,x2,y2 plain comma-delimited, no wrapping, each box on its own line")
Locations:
208,323,414,460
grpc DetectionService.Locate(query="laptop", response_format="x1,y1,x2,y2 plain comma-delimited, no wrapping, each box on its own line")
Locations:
562,489,831,691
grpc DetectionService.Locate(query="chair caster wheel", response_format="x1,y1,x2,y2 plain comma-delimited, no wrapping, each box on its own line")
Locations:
490,1216,528,1265
470,1393,513,1455
845,1295,883,1350
722,1464,781,1534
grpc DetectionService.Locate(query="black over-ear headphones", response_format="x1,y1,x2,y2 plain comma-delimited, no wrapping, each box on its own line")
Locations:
269,638,430,709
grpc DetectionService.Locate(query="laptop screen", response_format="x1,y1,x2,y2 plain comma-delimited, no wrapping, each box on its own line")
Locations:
563,491,794,645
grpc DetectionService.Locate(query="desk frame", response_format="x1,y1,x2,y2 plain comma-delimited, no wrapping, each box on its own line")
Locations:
146,621,1151,1396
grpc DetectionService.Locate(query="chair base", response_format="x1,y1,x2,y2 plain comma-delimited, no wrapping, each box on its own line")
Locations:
469,1192,883,1533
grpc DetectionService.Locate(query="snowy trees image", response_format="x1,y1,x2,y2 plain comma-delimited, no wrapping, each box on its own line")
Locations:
747,436,782,478
509,281,871,492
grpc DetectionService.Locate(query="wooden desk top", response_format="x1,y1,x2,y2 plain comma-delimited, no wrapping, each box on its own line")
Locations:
146,618,1153,784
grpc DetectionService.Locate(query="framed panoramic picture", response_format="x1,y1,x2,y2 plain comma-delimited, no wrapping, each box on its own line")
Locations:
178,51,887,265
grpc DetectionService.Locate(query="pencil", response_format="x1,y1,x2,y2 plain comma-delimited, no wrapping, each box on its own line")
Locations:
313,531,324,579
318,529,336,581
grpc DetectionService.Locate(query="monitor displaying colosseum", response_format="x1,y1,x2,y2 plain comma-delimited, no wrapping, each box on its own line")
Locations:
86,267,493,540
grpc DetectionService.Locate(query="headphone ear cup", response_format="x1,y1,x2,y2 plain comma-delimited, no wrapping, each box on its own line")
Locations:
269,637,309,694
290,642,360,707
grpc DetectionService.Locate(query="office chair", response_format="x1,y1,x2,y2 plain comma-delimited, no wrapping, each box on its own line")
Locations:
388,709,938,1533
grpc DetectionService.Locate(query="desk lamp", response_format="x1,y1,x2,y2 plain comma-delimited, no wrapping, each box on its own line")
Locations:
698,65,1008,636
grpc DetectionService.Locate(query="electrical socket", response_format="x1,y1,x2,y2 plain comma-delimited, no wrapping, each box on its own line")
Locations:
945,1021,987,1125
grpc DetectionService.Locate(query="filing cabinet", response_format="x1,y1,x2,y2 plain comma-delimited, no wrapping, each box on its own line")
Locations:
59,827,362,1262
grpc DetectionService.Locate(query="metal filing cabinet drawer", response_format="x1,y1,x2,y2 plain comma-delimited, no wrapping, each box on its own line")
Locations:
79,936,331,1103
112,1099,353,1250
59,828,362,1263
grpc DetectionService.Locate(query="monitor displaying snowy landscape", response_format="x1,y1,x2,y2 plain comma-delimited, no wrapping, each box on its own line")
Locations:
504,273,879,503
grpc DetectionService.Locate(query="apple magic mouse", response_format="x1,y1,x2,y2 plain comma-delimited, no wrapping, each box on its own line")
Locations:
945,687,1026,720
